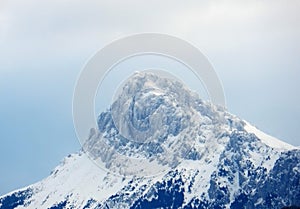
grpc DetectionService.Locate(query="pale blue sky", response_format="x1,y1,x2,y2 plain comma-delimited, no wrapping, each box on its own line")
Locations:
0,0,299,195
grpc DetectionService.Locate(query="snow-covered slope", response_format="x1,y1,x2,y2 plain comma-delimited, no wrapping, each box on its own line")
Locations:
244,121,295,150
1,72,299,209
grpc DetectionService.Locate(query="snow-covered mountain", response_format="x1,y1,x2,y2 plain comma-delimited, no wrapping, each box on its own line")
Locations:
1,72,299,209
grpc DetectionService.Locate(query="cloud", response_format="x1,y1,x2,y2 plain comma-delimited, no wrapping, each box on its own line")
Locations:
2,0,299,57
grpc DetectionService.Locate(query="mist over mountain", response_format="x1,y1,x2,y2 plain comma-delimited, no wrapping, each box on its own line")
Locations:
1,72,299,209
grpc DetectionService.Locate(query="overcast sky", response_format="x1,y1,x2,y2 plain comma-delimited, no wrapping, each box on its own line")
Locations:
0,0,299,195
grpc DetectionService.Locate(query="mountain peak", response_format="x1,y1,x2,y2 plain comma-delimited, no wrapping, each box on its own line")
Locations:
85,72,239,176
111,71,198,143
115,71,189,103
1,72,299,209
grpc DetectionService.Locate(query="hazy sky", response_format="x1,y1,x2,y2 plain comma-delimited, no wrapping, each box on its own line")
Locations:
0,0,299,195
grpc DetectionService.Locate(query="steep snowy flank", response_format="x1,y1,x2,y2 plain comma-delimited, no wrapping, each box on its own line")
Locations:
1,72,299,209
0,153,131,209
244,121,295,150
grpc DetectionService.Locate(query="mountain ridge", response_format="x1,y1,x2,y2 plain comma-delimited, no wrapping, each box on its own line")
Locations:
1,72,299,209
